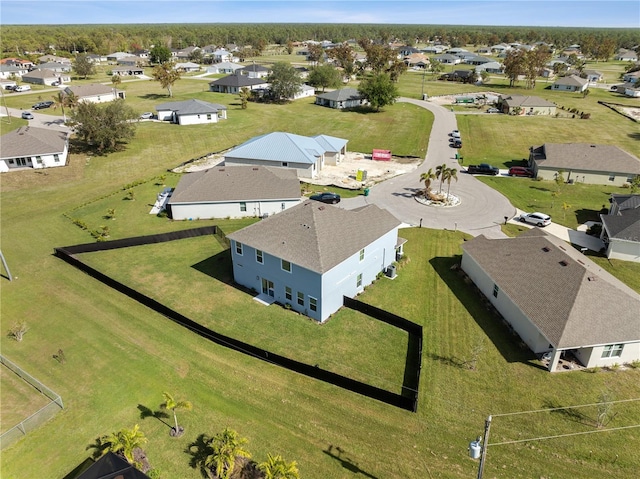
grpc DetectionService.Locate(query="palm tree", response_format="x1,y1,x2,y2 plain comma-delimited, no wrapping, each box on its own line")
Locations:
259,453,300,479
51,90,77,123
111,74,122,98
419,168,436,195
435,163,448,193
100,424,147,468
444,167,458,200
204,427,251,479
160,392,192,435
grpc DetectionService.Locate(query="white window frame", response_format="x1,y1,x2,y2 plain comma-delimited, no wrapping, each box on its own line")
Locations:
256,249,263,264
240,202,247,212
356,273,362,288
297,291,304,306
601,344,624,358
359,248,365,262
235,241,243,255
309,296,317,312
285,286,292,301
281,259,291,273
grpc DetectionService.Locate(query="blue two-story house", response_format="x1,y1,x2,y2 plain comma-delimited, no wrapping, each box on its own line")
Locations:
227,200,405,322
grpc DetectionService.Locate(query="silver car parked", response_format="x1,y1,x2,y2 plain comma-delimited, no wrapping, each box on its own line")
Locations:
519,212,551,227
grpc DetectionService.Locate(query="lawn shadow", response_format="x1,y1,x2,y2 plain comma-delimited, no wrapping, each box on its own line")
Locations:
575,207,607,225
426,352,466,369
323,445,379,479
529,185,552,193
139,93,172,101
542,398,593,427
429,255,540,368
137,403,171,428
191,249,234,284
505,158,529,168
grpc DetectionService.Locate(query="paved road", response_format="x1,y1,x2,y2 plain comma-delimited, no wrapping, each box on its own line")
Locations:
342,97,516,239
4,106,70,132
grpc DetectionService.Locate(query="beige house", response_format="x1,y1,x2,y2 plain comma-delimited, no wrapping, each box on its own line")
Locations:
498,95,557,115
461,229,640,371
529,143,640,186
64,84,125,103
551,74,589,92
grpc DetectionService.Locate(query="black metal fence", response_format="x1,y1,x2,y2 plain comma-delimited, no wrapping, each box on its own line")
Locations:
54,228,420,412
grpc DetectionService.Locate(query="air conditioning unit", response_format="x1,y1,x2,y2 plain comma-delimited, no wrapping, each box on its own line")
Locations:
385,265,397,279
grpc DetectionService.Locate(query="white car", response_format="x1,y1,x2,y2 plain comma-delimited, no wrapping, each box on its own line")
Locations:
450,130,461,138
520,212,551,227
139,112,154,120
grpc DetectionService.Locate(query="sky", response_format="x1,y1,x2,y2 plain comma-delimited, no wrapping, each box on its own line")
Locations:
1,0,638,28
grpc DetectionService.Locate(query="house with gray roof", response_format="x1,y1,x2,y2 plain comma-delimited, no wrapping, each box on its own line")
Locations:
0,126,69,173
551,74,589,92
64,84,124,103
528,143,640,186
38,54,71,64
227,200,404,322
432,53,461,65
21,68,70,86
207,61,243,75
168,165,301,220
0,64,29,79
600,194,640,263
474,61,504,74
174,62,201,73
208,74,269,94
111,66,144,76
35,62,72,73
238,64,271,78
314,88,367,109
497,95,556,115
223,131,348,179
461,228,640,371
615,49,638,62
155,99,227,125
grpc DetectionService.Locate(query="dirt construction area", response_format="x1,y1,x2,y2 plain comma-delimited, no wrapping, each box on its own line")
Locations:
174,151,423,189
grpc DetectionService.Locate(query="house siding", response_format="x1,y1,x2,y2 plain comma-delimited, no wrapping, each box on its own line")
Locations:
170,199,300,220
224,157,317,179
604,239,640,263
534,167,634,186
0,145,68,172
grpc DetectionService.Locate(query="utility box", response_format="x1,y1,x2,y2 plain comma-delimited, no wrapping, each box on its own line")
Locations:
469,440,481,459
385,265,397,279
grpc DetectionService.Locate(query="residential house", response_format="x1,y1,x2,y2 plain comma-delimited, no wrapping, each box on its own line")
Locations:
238,64,271,79
64,84,124,103
86,53,107,63
583,69,603,83
174,46,200,60
208,74,269,94
0,64,28,79
622,70,640,84
106,52,131,62
600,194,640,263
440,70,476,83
174,62,201,73
421,45,447,55
454,51,477,62
0,57,35,69
476,47,492,55
315,88,367,110
490,44,511,54
38,55,71,64
227,200,404,322
551,74,589,92
117,56,146,67
432,54,461,65
132,49,150,59
397,46,420,56
404,53,430,69
75,452,151,479
37,62,72,74
155,99,227,125
212,49,233,63
475,61,504,74
206,62,243,75
465,55,493,65
291,84,316,100
21,69,70,86
111,66,144,76
615,49,638,62
528,143,640,186
0,126,69,173
223,131,348,179
461,228,640,371
168,165,302,220
623,84,640,98
497,95,557,115
447,47,469,55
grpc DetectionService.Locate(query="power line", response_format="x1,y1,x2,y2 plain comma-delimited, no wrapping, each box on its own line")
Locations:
491,398,640,417
489,424,640,447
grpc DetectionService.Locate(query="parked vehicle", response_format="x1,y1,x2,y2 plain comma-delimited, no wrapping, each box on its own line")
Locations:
451,139,463,148
14,85,31,92
449,130,461,138
139,112,154,119
508,166,533,177
4,84,17,91
487,108,500,114
21,111,34,120
51,81,61,86
309,192,341,204
32,101,54,110
519,212,551,227
467,163,499,175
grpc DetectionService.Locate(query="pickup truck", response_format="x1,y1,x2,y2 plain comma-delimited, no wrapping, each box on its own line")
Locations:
467,163,499,175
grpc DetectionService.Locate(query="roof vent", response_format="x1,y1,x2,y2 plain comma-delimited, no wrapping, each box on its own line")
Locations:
588,276,597,281
253,167,259,170
542,247,550,252
318,206,325,211
590,145,596,148
218,168,225,171
559,260,568,267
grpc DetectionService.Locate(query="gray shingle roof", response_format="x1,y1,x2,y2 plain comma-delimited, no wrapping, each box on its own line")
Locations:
601,195,640,241
227,200,401,273
64,84,114,98
531,143,640,175
0,126,68,159
22,69,57,80
315,88,362,102
553,74,589,87
224,132,347,165
155,99,226,115
462,229,640,349
168,165,301,204
501,95,556,108
209,75,268,88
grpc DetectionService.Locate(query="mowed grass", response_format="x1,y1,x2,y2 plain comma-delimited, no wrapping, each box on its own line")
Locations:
0,364,53,435
2,65,640,478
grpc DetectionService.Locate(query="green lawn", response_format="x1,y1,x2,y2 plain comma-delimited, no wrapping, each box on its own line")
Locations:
2,64,640,479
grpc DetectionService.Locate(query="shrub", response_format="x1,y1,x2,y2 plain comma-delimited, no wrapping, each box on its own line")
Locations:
7,321,28,341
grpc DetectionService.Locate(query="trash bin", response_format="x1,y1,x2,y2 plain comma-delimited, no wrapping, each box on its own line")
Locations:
422,93,428,100
455,153,459,160
363,187,370,197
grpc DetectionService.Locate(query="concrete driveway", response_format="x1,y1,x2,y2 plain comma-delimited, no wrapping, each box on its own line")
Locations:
4,107,70,132
342,97,516,239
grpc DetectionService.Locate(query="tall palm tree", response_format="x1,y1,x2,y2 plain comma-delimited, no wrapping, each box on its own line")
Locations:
259,453,300,479
160,392,192,434
444,167,458,199
111,74,122,98
435,163,448,193
204,427,251,479
419,168,436,195
51,90,77,122
100,424,147,467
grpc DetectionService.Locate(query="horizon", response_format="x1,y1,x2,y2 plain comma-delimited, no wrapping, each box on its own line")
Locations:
2,1,639,28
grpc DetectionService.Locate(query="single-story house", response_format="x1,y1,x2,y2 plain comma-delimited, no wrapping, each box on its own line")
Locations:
421,45,447,55
291,84,315,100
21,69,70,85
208,74,269,94
622,70,640,84
207,61,243,75
615,49,638,62
117,56,146,67
168,165,302,220
498,95,557,115
0,126,69,173
238,64,270,78
37,62,72,73
86,53,107,63
397,46,420,56
475,61,504,74
132,49,150,59
461,228,640,371
476,47,492,54
455,51,478,62
106,52,131,62
623,84,640,98
528,143,640,186
583,70,603,83
155,99,227,125
404,53,430,69
314,88,367,110
111,66,144,76
440,70,476,83
173,46,200,60
465,55,493,65
174,62,201,72
0,64,28,79
227,200,405,322
64,84,125,103
432,54,461,65
38,55,71,64
551,74,589,92
600,194,640,263
223,131,348,179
